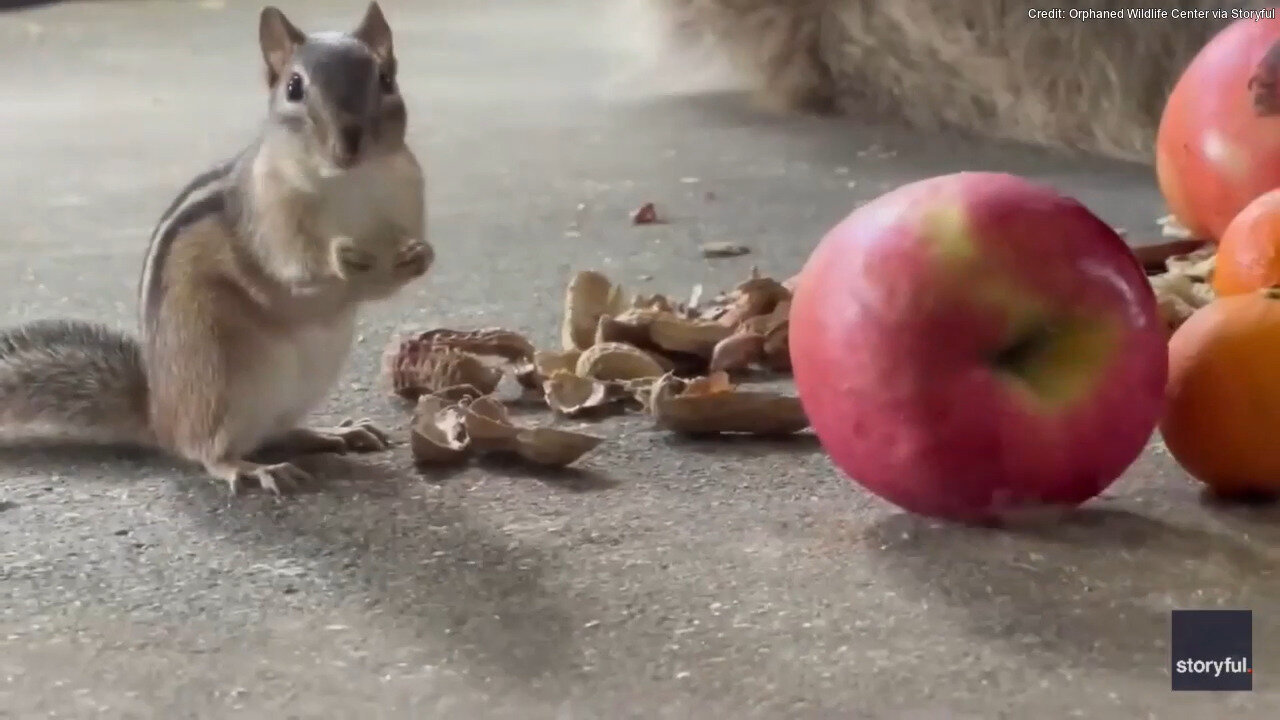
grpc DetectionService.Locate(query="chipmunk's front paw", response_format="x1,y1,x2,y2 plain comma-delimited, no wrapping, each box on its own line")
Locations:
331,237,377,280
258,421,390,457
327,418,391,452
392,240,433,281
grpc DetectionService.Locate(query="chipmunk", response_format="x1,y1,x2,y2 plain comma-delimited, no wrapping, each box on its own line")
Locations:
0,3,431,496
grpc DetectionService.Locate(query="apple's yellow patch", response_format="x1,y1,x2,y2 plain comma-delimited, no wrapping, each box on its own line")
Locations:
975,281,1046,319
920,204,975,266
996,315,1121,410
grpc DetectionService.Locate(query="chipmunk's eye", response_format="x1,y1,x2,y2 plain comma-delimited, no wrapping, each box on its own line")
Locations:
378,71,395,94
285,73,304,102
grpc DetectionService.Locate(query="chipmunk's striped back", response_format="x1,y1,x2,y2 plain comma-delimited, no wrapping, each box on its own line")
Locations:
0,157,246,448
138,156,243,330
0,2,429,492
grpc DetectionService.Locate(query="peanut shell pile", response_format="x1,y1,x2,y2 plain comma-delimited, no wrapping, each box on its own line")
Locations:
1144,214,1216,335
383,267,810,470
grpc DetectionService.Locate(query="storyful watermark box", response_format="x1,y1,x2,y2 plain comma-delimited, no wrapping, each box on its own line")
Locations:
1171,610,1253,691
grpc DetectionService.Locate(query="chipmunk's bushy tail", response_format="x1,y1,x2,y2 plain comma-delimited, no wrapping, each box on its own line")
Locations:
0,319,153,446
612,0,833,112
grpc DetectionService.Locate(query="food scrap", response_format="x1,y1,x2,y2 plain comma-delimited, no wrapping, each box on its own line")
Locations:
1157,213,1195,239
1132,238,1210,274
408,395,471,465
383,327,534,400
555,266,795,380
631,202,660,225
561,270,628,351
385,264,813,474
576,341,668,381
543,371,618,416
410,392,604,468
709,332,766,373
649,372,810,436
1145,243,1216,335
699,241,751,258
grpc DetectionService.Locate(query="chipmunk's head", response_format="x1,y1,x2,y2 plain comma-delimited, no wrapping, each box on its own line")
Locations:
259,3,406,174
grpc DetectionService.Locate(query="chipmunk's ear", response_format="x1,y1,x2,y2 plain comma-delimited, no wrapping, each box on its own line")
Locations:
259,6,306,87
353,2,393,60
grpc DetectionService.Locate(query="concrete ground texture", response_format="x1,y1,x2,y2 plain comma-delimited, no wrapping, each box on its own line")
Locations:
0,0,1276,717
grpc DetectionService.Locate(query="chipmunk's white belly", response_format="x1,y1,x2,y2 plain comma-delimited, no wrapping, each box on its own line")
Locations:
225,309,358,454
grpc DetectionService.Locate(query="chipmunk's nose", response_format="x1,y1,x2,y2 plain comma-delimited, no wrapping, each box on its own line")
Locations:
338,125,363,157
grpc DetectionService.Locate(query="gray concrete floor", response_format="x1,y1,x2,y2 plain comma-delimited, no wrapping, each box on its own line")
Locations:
0,0,1277,717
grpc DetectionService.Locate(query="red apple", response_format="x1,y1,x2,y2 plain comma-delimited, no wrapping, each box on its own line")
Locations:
1156,18,1280,242
788,172,1168,523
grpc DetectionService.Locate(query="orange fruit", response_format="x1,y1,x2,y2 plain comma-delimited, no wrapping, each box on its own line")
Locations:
1161,288,1280,497
1212,188,1280,296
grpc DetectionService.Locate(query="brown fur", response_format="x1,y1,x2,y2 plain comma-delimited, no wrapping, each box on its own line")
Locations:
0,321,150,446
640,0,835,112
641,0,1263,161
0,3,423,495
144,216,253,463
139,142,424,494
144,211,408,463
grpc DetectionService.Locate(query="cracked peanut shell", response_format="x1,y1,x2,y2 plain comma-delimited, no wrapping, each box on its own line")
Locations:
386,341,504,401
511,427,604,466
561,270,628,351
711,269,792,329
594,313,656,348
762,322,791,372
460,395,520,451
709,332,766,373
543,371,617,416
409,395,471,465
405,327,535,364
575,341,666,381
649,373,809,436
533,349,583,379
648,316,735,358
